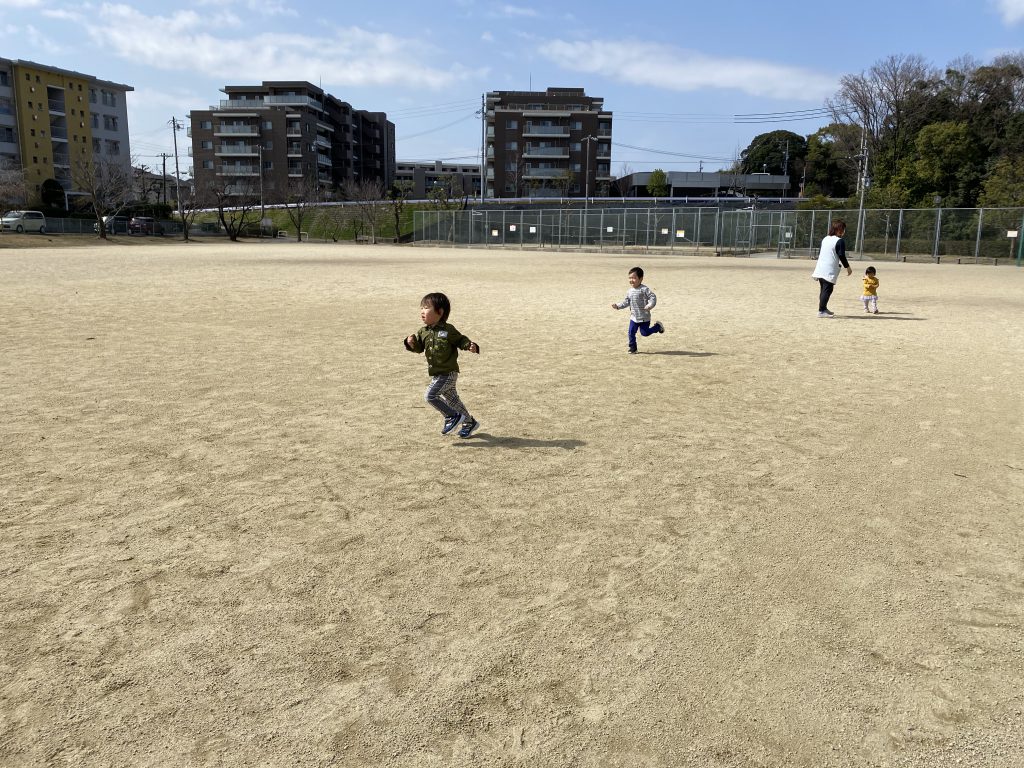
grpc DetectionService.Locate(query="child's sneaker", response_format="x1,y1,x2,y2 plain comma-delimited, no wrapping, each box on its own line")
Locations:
656,321,665,333
628,348,638,354
441,414,464,435
458,417,480,439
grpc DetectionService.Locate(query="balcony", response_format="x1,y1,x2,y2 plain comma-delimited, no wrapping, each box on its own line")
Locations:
50,127,68,141
218,164,259,176
48,99,66,114
523,125,569,137
524,167,565,179
219,99,264,109
52,153,70,167
315,136,331,149
265,94,323,111
316,153,331,167
524,147,568,158
216,124,259,136
217,144,259,155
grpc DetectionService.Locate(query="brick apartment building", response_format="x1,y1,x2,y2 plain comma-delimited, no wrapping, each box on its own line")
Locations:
485,87,611,199
0,57,132,208
188,81,395,204
394,160,481,199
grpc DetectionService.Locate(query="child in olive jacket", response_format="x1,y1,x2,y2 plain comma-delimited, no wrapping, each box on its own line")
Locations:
404,292,481,438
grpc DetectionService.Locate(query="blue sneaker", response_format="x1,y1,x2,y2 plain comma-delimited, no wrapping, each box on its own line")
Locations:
458,417,480,439
655,321,665,333
441,414,464,435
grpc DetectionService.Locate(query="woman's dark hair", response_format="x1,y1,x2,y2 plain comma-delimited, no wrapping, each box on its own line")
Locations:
629,266,644,279
865,266,876,274
828,219,847,237
420,292,451,322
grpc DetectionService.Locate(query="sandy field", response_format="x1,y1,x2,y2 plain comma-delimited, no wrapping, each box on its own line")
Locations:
1,242,1022,768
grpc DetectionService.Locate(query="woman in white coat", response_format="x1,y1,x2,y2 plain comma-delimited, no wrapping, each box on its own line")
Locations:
812,219,852,317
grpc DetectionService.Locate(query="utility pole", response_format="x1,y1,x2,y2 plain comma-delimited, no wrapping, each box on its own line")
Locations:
855,125,868,258
159,153,171,206
583,134,597,207
169,117,185,227
479,93,486,201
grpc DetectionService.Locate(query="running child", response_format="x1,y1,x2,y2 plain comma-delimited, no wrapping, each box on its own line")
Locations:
862,266,880,314
611,266,665,354
404,292,481,438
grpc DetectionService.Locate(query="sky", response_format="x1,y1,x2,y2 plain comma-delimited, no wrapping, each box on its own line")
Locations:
3,0,1023,176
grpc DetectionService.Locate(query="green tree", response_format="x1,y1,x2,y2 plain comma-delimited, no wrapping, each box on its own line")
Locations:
978,157,1024,207
739,130,807,194
646,168,669,197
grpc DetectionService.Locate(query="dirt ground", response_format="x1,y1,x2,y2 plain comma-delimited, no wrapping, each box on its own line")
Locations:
1,242,1022,768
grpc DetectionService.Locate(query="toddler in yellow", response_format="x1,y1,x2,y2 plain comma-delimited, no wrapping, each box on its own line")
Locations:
861,266,879,314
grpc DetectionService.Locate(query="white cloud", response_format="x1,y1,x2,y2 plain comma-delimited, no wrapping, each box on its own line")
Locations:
481,31,494,42
84,5,478,90
23,24,65,55
7,0,43,6
994,0,1024,23
538,38,838,101
499,4,538,17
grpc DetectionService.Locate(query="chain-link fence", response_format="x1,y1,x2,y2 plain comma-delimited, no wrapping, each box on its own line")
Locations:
414,206,1024,264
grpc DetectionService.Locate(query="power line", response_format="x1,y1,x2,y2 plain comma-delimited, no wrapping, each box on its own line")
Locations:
396,112,477,142
614,141,733,162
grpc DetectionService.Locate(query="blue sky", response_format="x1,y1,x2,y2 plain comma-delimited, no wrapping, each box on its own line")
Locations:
3,0,1023,175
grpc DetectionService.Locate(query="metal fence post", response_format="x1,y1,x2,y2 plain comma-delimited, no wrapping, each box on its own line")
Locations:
974,208,984,263
895,209,903,260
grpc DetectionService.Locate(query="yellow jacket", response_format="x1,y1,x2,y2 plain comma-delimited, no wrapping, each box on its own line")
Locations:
862,275,879,296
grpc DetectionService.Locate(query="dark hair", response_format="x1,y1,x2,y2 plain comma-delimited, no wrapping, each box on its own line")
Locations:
828,219,847,237
420,292,451,322
865,266,876,274
629,266,644,279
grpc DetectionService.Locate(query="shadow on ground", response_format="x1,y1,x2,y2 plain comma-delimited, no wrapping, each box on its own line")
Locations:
453,434,584,450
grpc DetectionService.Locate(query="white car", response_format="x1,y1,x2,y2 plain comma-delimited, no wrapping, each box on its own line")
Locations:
1,210,47,234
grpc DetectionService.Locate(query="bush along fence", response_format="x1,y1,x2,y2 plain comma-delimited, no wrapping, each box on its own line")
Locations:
413,206,1024,265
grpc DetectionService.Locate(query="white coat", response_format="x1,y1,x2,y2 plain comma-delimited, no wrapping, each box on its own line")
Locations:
812,235,846,284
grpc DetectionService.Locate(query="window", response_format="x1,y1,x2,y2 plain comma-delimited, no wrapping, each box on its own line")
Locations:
263,160,273,170
202,160,213,169
0,72,7,86
571,142,581,151
505,162,516,171
201,120,212,130
92,139,101,152
89,88,96,103
103,115,119,131
0,127,13,142
262,140,273,150
91,113,99,128
572,121,582,130
108,140,120,155
505,141,517,151
0,97,12,115
263,121,272,130
506,119,518,129
201,140,212,150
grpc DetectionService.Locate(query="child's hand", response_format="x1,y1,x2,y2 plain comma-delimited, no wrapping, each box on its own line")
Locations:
406,335,416,346
611,303,618,309
468,342,480,354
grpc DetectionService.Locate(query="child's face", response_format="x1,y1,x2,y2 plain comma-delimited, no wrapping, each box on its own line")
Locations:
420,302,443,325
628,272,641,288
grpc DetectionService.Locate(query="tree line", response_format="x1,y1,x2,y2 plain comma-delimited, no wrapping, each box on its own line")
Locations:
736,52,1024,209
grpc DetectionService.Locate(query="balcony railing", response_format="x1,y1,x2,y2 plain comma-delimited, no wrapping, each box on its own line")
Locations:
217,144,259,155
265,94,323,111
524,147,568,158
216,125,259,136
523,126,569,136
524,168,565,178
218,165,259,176
219,99,264,109
50,127,68,140
48,99,66,114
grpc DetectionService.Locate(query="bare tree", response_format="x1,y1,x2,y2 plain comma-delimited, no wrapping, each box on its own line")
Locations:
553,168,575,200
827,54,938,182
72,155,135,239
386,179,414,243
208,177,260,242
281,173,320,242
0,159,28,217
178,179,211,242
343,178,385,243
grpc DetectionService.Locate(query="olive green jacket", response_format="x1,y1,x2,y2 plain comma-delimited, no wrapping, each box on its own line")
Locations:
404,323,476,376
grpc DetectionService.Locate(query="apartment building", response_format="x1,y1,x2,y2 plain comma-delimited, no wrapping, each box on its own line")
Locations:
394,160,481,199
188,82,395,204
0,58,132,206
485,87,611,199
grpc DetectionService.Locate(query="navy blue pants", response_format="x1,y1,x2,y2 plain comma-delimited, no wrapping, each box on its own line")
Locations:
628,320,660,351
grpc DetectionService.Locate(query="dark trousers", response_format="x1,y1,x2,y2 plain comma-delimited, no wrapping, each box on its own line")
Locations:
628,320,659,351
818,279,835,312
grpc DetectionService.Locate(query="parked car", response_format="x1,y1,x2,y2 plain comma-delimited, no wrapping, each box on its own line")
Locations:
1,210,47,234
94,215,131,235
128,216,165,236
